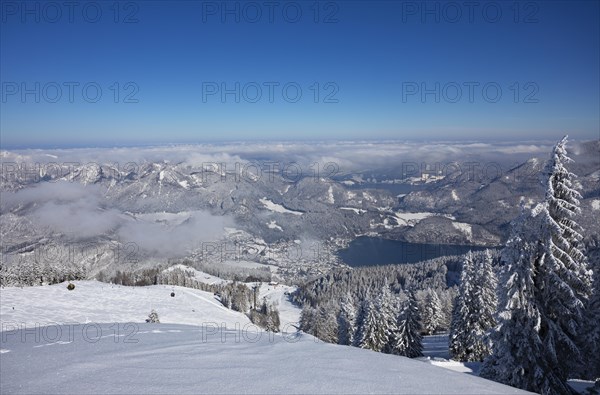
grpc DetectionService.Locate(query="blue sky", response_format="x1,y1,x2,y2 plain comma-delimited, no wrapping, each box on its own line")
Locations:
1,0,599,148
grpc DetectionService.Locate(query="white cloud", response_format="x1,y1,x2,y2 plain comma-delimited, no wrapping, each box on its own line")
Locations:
117,212,232,257
1,181,233,257
1,140,559,175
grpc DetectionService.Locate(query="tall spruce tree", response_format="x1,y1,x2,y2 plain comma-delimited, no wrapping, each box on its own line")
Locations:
378,285,398,354
469,249,498,360
391,290,423,358
582,235,600,379
352,298,369,347
535,135,591,392
356,292,391,352
480,207,547,391
356,297,381,350
422,290,442,335
585,253,600,380
337,293,357,346
482,136,591,394
450,251,475,361
473,249,498,330
316,304,338,343
450,250,497,362
300,305,317,336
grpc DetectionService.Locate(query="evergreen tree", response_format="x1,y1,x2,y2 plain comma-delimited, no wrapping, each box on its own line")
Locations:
422,290,442,335
535,136,592,392
469,249,498,360
337,294,357,346
438,287,456,332
378,285,398,353
146,309,160,323
353,286,398,352
450,251,475,361
585,254,600,380
451,250,499,362
265,303,281,333
482,136,592,394
391,291,423,358
357,299,381,351
352,298,369,347
480,207,547,391
474,250,498,330
316,304,338,343
356,297,387,351
300,305,317,336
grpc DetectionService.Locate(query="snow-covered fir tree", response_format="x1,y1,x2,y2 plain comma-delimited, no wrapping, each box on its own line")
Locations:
450,251,475,361
337,293,357,346
265,302,281,333
480,207,547,391
352,297,368,347
146,309,160,323
535,135,592,392
438,287,457,331
316,304,338,343
355,297,386,351
421,290,442,335
391,290,423,358
300,305,317,336
248,299,282,332
473,250,498,330
584,250,600,380
450,249,498,362
482,136,592,394
582,234,600,380
469,249,498,360
378,285,398,354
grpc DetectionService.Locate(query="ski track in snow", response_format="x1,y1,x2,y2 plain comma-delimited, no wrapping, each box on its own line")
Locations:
258,283,301,332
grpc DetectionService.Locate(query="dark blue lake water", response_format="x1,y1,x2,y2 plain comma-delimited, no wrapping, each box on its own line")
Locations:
337,236,489,267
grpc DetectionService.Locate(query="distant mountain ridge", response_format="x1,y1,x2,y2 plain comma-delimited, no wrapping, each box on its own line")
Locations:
1,140,598,281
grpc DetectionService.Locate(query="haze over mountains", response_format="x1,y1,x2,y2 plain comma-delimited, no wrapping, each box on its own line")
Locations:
1,140,598,282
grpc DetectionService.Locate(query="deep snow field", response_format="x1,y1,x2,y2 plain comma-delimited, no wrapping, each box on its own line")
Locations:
0,281,531,394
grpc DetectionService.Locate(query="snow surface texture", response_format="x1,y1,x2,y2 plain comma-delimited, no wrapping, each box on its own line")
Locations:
1,323,531,395
0,281,244,328
0,282,531,394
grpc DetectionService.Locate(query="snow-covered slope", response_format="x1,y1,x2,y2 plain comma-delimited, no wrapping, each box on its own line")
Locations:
258,282,301,332
0,281,246,327
0,282,531,394
0,323,531,395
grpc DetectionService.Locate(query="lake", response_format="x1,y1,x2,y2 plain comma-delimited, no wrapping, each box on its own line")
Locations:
337,236,489,267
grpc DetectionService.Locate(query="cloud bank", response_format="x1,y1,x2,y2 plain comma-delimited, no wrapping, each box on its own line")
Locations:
0,140,562,176
1,181,232,257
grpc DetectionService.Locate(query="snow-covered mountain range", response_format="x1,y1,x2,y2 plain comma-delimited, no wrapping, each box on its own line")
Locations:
1,140,598,281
